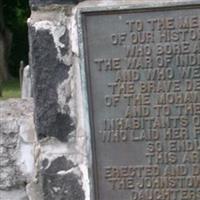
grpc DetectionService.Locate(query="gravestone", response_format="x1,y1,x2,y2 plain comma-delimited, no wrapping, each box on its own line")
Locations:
79,1,200,200
22,65,32,98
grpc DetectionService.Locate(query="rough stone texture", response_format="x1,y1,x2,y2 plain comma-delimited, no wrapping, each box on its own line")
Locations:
29,11,75,141
29,0,84,8
41,156,84,200
28,6,91,199
0,99,36,199
0,189,28,200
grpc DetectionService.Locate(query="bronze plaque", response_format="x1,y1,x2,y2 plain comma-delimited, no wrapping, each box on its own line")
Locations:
82,4,200,200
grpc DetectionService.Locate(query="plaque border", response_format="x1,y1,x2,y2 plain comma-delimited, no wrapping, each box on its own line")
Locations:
77,1,200,199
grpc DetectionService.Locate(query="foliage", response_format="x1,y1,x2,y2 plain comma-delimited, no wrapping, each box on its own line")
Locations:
0,79,20,100
3,0,30,77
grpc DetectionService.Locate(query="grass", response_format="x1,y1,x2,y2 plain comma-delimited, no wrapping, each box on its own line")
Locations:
0,79,21,100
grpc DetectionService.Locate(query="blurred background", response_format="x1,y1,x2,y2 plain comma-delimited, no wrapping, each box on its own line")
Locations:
0,0,30,99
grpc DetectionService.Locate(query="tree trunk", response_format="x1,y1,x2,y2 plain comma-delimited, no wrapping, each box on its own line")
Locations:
0,0,9,83
0,0,11,96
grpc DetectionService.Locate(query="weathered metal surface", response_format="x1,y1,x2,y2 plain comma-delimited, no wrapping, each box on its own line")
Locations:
82,5,200,200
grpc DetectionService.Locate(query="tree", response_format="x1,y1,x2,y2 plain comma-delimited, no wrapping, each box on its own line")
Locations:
1,0,30,79
3,0,30,78
0,0,9,83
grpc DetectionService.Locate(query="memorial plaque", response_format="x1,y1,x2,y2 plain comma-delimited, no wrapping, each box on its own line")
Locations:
81,4,200,200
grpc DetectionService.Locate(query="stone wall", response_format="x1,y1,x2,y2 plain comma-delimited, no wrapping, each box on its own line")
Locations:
27,1,92,199
0,99,36,200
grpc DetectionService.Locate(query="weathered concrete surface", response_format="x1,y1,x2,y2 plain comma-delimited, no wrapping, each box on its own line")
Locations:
28,4,90,199
41,156,84,200
0,99,36,199
29,0,84,8
0,189,28,200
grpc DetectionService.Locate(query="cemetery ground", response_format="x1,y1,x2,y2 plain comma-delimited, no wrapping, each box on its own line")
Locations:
0,79,20,100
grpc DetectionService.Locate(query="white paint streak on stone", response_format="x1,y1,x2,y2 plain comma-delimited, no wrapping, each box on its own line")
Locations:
79,164,91,200
71,7,79,56
52,187,60,192
57,166,79,176
32,14,71,66
19,117,36,143
33,20,52,32
40,138,76,163
57,79,71,114
17,116,36,179
22,65,32,99
18,143,35,177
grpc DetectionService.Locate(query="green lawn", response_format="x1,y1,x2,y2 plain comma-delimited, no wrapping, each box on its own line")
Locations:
0,79,21,100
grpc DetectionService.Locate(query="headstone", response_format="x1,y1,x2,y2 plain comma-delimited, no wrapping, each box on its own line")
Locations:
80,1,200,200
21,65,32,98
19,60,24,90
